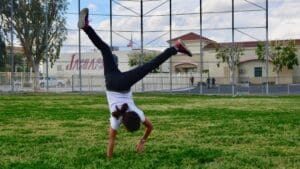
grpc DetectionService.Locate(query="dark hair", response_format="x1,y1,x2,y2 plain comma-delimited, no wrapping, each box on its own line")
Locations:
112,103,141,132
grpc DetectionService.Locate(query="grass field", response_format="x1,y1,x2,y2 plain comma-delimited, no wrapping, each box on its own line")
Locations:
0,93,299,169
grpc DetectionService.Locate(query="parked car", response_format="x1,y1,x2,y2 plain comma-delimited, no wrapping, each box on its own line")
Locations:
13,80,33,87
39,77,65,88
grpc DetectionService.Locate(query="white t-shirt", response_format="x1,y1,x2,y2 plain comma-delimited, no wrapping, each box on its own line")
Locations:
106,90,145,130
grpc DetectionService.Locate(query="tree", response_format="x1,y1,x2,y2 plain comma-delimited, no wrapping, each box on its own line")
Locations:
0,30,25,72
216,44,244,83
0,0,68,89
256,40,298,84
1,53,25,72
128,50,161,73
0,31,7,71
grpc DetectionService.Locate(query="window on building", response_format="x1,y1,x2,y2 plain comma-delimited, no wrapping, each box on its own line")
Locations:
254,67,262,77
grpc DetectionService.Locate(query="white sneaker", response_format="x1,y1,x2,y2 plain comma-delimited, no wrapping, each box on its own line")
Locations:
78,8,89,29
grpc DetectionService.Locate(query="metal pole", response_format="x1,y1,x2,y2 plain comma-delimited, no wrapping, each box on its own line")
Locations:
45,1,49,91
110,0,113,47
10,0,14,92
0,30,2,70
265,0,269,95
78,0,82,93
169,0,172,93
0,7,2,73
199,0,203,94
231,0,235,96
141,0,144,92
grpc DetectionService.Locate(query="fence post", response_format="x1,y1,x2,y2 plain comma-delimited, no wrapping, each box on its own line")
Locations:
248,81,250,94
72,75,74,92
91,76,93,92
161,76,163,91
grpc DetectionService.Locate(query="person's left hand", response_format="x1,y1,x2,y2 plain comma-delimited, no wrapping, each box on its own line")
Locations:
136,139,145,153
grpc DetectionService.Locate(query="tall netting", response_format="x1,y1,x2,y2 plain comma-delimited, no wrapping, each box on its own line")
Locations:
1,0,300,95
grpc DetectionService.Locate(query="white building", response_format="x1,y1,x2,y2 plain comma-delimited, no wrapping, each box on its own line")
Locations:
44,32,300,86
168,32,300,84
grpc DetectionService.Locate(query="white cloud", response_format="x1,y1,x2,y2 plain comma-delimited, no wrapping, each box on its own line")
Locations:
269,0,300,40
87,3,97,10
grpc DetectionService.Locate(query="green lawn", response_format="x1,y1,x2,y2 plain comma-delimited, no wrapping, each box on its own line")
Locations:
0,93,299,169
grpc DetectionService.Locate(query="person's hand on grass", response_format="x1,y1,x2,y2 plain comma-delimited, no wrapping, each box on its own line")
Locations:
136,139,145,153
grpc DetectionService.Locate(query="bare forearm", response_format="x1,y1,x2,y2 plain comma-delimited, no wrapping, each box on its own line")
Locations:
107,139,114,158
136,118,153,153
142,126,152,140
107,127,117,159
142,118,153,141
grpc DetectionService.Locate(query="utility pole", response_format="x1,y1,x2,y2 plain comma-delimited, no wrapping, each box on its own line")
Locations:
231,0,235,96
265,0,269,95
199,0,203,94
10,0,14,92
169,0,172,93
45,1,49,91
78,0,82,93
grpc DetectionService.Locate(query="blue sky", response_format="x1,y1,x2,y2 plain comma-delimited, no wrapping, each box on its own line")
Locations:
64,0,300,51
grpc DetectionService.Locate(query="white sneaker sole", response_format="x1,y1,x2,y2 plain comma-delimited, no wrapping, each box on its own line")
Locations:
78,8,89,29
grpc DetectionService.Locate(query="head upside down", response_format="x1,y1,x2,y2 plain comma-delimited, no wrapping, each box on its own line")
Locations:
112,103,141,132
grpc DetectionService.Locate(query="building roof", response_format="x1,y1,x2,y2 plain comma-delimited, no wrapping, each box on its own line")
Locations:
169,32,300,50
204,39,300,49
168,32,216,43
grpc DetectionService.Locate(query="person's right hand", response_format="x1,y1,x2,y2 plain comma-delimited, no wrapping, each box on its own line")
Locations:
136,139,145,153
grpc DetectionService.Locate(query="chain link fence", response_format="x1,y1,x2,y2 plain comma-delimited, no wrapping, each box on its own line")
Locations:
2,0,300,95
1,72,300,95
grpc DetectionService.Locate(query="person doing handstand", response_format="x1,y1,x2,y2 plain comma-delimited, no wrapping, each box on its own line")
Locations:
78,8,192,158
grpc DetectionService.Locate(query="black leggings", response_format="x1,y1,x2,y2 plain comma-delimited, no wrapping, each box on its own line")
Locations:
84,26,177,92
